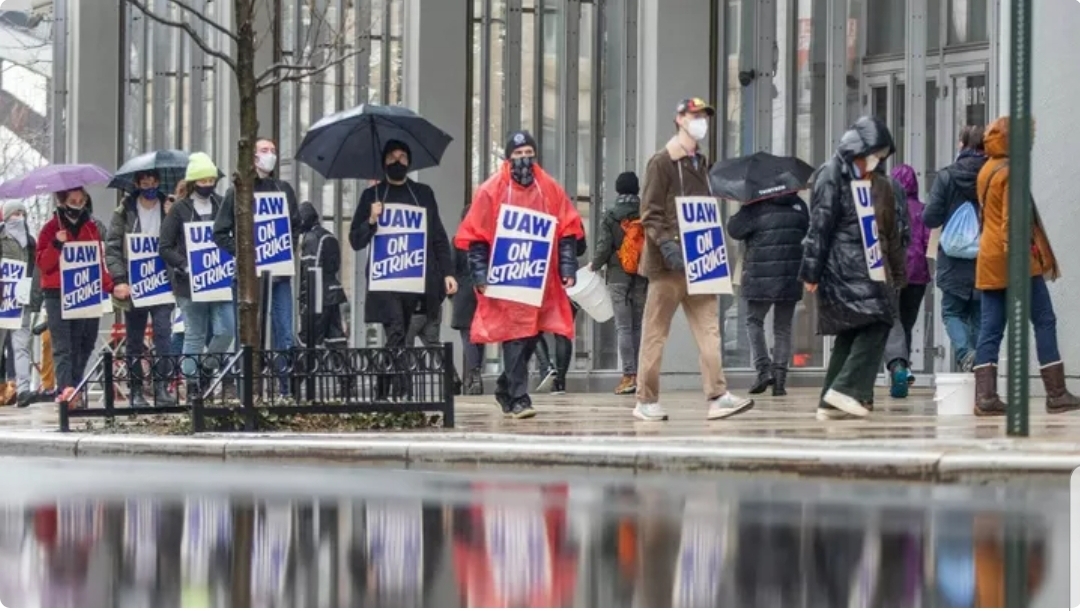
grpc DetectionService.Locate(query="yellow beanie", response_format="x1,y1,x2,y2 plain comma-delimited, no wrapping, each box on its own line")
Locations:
185,152,218,182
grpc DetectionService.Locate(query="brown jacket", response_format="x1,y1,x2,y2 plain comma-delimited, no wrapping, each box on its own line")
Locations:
639,136,712,278
975,116,1060,291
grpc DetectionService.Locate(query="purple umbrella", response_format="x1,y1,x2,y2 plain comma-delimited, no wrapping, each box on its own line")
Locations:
0,164,112,200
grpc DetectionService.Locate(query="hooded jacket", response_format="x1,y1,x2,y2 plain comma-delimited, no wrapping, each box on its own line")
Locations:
799,116,906,335
590,193,642,285
105,191,170,309
890,164,932,285
975,116,1059,291
297,202,346,311
640,136,713,279
727,192,809,302
923,148,987,299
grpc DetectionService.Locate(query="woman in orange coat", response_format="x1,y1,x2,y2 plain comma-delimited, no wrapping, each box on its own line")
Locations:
972,116,1080,415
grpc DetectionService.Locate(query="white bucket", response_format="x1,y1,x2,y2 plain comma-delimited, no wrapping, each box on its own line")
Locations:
934,372,975,416
565,267,614,323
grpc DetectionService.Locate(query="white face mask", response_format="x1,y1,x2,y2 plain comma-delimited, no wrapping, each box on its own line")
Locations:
864,154,881,173
685,118,709,141
255,152,277,173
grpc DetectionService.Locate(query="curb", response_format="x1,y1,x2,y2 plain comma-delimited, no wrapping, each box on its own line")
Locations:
2,431,1078,482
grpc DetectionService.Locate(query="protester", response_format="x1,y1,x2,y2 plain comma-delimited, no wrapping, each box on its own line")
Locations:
296,201,347,349
349,140,456,401
28,269,54,402
105,170,176,407
0,202,36,407
455,130,584,419
634,98,754,422
972,116,1080,415
450,207,485,396
727,190,809,397
36,187,116,407
799,116,906,420
923,126,986,372
883,163,931,398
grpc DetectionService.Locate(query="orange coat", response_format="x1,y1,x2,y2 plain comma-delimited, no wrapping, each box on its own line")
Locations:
975,116,1060,290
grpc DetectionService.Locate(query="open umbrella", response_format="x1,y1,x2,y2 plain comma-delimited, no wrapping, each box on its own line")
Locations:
709,152,815,204
108,149,190,195
0,163,111,200
296,103,453,180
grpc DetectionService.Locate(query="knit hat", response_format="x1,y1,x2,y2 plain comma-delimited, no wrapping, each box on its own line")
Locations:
615,172,639,195
2,200,26,221
185,152,218,182
504,130,537,159
382,139,412,161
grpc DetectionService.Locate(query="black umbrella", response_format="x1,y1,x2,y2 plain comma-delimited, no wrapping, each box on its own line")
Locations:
108,149,190,195
709,152,816,204
295,104,454,180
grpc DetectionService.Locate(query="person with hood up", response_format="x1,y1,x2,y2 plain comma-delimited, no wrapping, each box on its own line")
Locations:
350,140,456,401
450,206,485,396
971,116,1080,416
799,116,907,420
455,130,584,419
36,188,116,407
0,201,36,407
882,163,932,399
923,125,986,372
105,170,177,408
296,201,347,349
588,171,647,395
726,189,809,397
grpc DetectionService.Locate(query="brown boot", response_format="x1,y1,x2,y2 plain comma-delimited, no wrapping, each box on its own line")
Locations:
614,375,637,395
973,364,1006,416
0,381,15,406
1040,362,1080,414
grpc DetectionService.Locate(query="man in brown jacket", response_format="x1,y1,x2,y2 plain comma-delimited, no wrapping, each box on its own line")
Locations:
633,98,755,422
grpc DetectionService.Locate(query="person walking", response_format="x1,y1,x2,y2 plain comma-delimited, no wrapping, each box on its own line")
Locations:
882,164,931,398
589,171,647,395
0,201,36,407
922,126,987,372
450,206,485,396
634,98,754,422
971,116,1080,416
726,190,809,397
799,116,907,420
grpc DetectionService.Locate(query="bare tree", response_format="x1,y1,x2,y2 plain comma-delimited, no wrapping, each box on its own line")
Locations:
124,0,368,349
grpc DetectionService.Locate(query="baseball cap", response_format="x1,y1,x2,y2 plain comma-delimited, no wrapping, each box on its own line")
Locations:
676,97,715,117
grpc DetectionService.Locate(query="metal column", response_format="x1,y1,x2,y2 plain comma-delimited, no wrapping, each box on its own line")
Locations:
478,0,492,172
309,0,329,201
189,0,207,153
503,0,522,132
355,0,372,104
824,0,847,152
753,0,777,153
556,0,580,194
622,0,637,173
380,0,393,101
532,0,545,154
50,0,67,163
150,0,171,149
904,0,927,174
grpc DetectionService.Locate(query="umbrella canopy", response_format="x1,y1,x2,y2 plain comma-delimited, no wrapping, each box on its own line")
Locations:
108,149,190,195
709,152,815,204
0,163,111,200
295,103,453,180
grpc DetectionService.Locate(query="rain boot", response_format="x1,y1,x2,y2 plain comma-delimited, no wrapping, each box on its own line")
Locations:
1039,362,1080,414
748,365,773,395
771,366,788,397
154,381,177,407
973,364,1006,416
129,382,151,408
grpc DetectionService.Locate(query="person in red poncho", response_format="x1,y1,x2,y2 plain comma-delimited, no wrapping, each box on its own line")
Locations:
455,131,585,419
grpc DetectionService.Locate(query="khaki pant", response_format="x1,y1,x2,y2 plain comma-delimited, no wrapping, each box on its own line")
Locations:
40,329,55,391
636,271,727,403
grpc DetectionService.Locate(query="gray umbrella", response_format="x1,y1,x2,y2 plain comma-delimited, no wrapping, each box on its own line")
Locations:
108,149,191,195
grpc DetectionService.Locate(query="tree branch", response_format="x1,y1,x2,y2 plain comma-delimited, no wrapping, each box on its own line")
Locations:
255,45,367,90
165,0,238,43
126,0,238,74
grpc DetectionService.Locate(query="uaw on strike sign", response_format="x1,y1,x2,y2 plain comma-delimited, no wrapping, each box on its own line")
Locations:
185,221,235,302
368,203,427,294
60,241,104,319
0,258,25,329
485,204,556,308
850,180,886,282
254,192,294,277
676,197,733,295
126,234,174,307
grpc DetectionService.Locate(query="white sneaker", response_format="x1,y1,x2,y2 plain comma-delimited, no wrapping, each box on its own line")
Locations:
823,389,869,417
633,402,668,422
816,406,855,421
706,392,755,420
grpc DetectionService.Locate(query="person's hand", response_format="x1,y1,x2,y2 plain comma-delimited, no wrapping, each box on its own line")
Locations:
113,283,131,300
165,196,175,214
369,201,383,224
445,276,458,295
659,240,685,272
804,282,818,293
562,276,576,288
55,230,68,243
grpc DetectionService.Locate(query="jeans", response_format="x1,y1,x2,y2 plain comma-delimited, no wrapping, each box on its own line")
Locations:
0,311,32,394
610,280,647,375
176,297,236,378
534,333,573,377
406,304,442,347
821,322,892,404
884,284,927,370
974,275,1060,367
44,297,99,391
941,290,981,368
744,299,797,372
496,336,540,403
270,279,294,351
459,329,485,372
124,304,174,387
170,332,185,356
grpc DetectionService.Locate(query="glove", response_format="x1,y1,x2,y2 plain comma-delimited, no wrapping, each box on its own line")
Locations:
467,241,491,288
659,240,685,272
557,236,578,281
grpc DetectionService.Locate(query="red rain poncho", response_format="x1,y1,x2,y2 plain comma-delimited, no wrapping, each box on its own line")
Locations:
454,162,584,345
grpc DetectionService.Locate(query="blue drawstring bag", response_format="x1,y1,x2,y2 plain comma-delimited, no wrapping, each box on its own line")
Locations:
940,201,981,259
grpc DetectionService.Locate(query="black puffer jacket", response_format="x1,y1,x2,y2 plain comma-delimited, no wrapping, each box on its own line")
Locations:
799,116,907,335
922,149,987,300
727,193,808,302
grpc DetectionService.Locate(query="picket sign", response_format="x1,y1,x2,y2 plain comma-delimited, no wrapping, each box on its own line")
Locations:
675,196,734,295
850,180,886,282
60,241,104,320
185,221,235,303
484,204,556,307
254,192,294,277
368,202,428,294
0,258,25,329
126,233,174,307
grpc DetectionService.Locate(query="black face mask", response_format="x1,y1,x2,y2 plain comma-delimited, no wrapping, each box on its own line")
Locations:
62,205,87,222
194,185,216,198
385,162,409,182
510,156,535,187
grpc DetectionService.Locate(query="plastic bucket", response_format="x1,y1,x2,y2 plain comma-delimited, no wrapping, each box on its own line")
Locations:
565,267,614,323
933,373,975,416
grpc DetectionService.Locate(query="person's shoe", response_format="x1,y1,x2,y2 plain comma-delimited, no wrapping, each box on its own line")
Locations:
632,402,668,422
816,406,853,421
452,372,464,396
614,375,637,395
494,389,512,415
771,367,788,397
889,364,910,399
16,391,32,408
509,398,537,420
34,388,55,403
1039,362,1080,414
706,392,755,420
536,368,557,392
550,377,566,396
973,364,1006,416
960,352,976,372
465,368,484,395
154,382,178,407
129,385,151,409
0,382,15,406
748,367,773,395
823,389,869,418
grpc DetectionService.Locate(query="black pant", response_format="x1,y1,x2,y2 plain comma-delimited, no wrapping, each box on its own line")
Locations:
45,297,99,391
534,333,573,378
821,322,892,404
300,303,347,348
885,284,927,370
125,303,174,387
497,336,540,403
377,294,424,400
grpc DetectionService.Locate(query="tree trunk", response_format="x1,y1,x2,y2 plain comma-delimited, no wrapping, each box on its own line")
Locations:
234,0,261,350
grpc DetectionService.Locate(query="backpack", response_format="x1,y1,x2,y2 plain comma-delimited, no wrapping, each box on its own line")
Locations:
616,218,645,275
940,162,1006,259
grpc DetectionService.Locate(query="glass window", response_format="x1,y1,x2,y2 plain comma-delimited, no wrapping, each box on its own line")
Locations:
540,0,561,170
866,0,905,56
954,73,987,132
926,80,938,190
893,82,905,170
521,5,536,134
795,0,828,167
488,0,505,174
927,0,942,51
470,18,483,187
947,0,988,45
771,0,791,155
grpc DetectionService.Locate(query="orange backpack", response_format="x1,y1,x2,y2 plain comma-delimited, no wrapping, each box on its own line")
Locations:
616,218,645,275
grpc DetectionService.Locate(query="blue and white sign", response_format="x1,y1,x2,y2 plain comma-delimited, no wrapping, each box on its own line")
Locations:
676,197,733,295
60,241,104,320
485,204,556,307
185,221,236,303
126,234,174,308
254,192,295,277
365,502,424,595
0,258,25,330
851,180,886,282
483,502,552,599
369,203,428,294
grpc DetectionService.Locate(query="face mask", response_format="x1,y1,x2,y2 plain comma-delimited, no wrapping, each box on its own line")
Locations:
685,118,709,141
62,205,86,221
509,156,535,187
864,154,881,173
6,218,24,232
255,152,277,173
194,185,216,198
384,161,409,182
141,187,159,200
